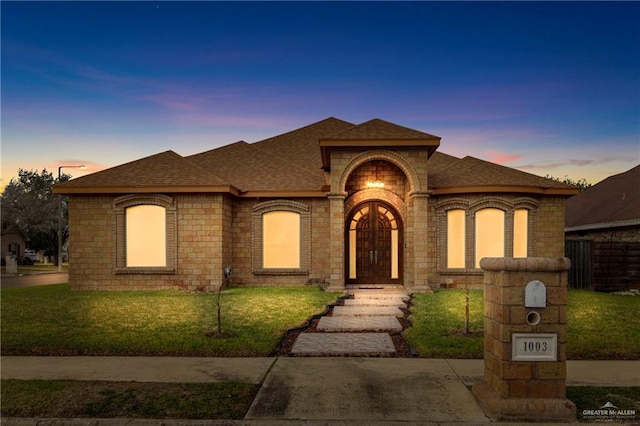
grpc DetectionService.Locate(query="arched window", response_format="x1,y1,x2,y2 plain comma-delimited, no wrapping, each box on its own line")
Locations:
475,208,505,267
114,194,176,274
252,200,310,275
262,211,301,269
126,205,166,267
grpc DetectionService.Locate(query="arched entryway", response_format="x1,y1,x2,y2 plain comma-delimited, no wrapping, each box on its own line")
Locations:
346,201,403,285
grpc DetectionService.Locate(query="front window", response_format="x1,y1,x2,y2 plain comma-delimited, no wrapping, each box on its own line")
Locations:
475,208,505,267
126,205,166,267
252,200,310,275
447,209,466,268
513,208,529,258
262,211,300,269
113,194,176,274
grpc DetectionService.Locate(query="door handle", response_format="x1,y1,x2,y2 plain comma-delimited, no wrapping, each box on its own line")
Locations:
370,250,374,264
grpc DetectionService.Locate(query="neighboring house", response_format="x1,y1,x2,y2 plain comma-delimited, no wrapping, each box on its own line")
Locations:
565,165,640,290
1,226,26,263
53,118,577,291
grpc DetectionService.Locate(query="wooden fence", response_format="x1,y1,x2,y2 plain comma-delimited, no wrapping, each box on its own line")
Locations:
565,240,640,290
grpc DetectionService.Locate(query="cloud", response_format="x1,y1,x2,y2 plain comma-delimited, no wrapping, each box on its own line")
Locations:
485,151,524,164
516,156,632,171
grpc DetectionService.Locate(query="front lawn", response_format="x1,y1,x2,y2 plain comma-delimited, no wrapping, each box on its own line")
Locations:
1,380,257,420
404,289,640,359
1,284,341,356
403,289,484,359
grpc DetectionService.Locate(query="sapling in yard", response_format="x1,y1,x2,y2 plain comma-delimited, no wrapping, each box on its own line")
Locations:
206,266,234,338
464,284,470,335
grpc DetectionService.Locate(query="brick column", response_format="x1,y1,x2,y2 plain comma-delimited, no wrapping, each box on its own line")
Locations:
472,257,576,422
409,192,431,291
327,194,345,290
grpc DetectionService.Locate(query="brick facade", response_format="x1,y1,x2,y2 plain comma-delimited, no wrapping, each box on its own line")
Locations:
66,161,569,292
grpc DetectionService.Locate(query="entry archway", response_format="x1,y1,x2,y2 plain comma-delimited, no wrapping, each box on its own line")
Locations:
346,201,403,285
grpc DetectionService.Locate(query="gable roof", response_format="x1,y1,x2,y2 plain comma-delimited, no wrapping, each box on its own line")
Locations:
53,117,578,197
319,118,441,169
324,118,440,141
565,164,640,231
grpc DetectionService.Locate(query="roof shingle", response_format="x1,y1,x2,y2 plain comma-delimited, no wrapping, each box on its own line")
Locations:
54,117,579,196
565,164,640,228
54,151,230,193
323,118,440,141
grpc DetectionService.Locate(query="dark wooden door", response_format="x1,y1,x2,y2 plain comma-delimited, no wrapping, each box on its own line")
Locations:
348,201,401,284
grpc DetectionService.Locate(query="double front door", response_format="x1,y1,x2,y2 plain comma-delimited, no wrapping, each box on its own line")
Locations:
346,201,402,284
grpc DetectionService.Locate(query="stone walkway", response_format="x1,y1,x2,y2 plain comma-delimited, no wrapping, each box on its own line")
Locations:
290,288,410,356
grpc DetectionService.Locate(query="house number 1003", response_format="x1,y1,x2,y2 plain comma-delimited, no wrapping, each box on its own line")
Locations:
523,341,548,352
512,333,558,361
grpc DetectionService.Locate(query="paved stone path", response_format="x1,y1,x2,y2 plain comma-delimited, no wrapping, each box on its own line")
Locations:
290,288,410,356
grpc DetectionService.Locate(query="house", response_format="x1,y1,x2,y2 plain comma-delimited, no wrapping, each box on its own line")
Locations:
53,118,578,291
1,224,26,264
565,165,640,290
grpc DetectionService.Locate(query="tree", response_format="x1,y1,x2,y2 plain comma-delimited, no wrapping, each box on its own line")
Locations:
544,174,592,191
1,169,70,264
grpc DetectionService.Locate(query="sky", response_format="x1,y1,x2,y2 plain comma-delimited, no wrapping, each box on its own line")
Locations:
2,1,639,190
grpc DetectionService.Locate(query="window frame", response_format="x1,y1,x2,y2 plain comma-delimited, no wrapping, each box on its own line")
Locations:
436,197,539,272
114,194,177,275
252,200,310,275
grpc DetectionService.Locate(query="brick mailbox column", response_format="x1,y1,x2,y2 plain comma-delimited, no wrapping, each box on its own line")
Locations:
472,257,576,422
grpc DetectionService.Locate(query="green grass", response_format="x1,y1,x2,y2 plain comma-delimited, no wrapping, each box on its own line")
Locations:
567,290,640,360
404,289,640,359
3,285,639,359
1,284,340,356
403,289,484,359
0,380,257,420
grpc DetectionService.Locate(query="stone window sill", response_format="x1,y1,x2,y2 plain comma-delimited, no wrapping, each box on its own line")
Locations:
253,268,309,276
115,267,176,275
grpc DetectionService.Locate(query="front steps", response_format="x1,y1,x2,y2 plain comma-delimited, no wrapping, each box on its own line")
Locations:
290,289,411,356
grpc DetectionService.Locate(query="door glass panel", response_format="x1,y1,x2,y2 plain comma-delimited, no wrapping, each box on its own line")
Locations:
391,229,399,279
349,230,357,278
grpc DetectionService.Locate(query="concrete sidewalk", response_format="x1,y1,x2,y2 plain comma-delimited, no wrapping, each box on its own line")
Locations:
2,356,639,425
3,356,639,387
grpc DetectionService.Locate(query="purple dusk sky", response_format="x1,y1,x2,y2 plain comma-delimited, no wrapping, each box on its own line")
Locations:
2,1,639,188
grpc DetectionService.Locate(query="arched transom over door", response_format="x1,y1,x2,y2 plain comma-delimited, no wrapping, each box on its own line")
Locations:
346,201,403,285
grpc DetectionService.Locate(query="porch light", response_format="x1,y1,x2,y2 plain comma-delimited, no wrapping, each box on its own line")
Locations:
366,180,385,188
366,161,385,188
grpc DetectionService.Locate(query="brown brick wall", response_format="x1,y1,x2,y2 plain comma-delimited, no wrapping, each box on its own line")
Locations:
535,196,566,257
472,257,576,422
345,160,408,200
66,169,569,291
480,257,570,399
69,193,227,291
229,197,331,287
